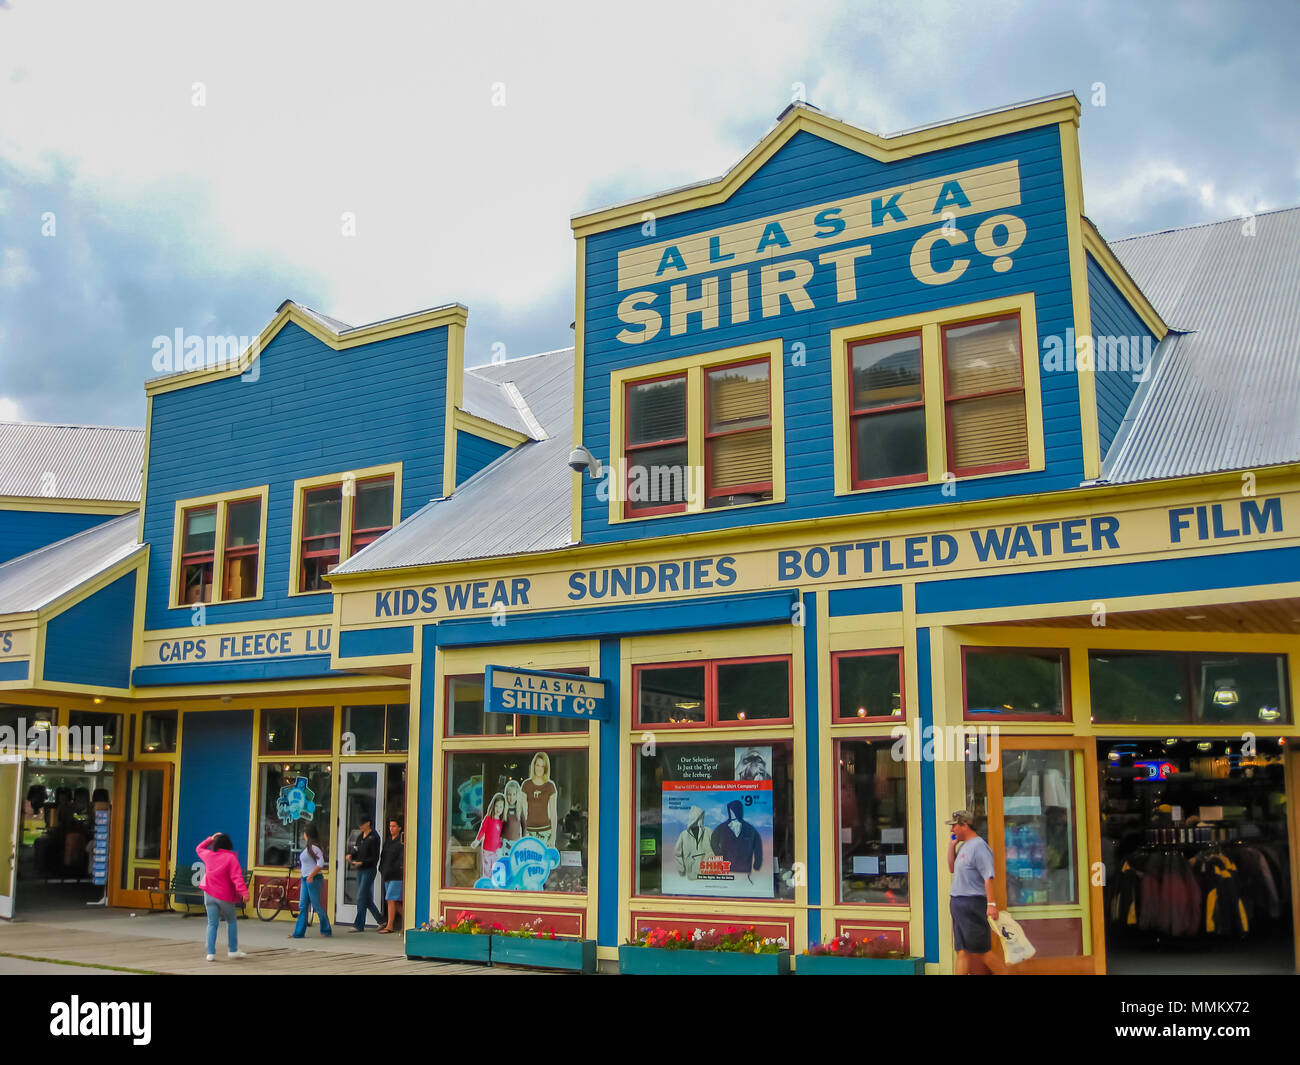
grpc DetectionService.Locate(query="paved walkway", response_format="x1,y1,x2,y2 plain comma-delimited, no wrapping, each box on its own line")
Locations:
0,907,525,976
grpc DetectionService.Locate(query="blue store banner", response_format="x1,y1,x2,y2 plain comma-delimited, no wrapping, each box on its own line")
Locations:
484,665,610,721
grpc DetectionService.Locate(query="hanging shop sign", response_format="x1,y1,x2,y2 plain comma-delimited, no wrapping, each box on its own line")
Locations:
484,666,610,722
345,492,1296,625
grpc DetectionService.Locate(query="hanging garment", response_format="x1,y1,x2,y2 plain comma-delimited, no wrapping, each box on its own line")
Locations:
1192,851,1250,938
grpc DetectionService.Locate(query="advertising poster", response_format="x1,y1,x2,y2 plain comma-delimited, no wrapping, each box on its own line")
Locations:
660,748,774,899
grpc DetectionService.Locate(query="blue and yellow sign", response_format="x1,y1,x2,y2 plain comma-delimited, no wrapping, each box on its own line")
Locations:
484,665,610,722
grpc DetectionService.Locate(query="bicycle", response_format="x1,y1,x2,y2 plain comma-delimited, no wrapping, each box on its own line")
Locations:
254,860,315,925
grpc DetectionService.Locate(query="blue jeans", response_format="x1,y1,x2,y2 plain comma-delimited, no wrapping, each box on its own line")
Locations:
353,868,384,930
294,875,332,937
204,894,238,955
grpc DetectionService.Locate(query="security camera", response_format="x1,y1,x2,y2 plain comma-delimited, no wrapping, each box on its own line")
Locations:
567,446,603,477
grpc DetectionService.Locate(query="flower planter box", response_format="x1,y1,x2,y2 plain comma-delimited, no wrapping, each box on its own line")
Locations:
796,955,926,975
405,930,492,964
619,945,790,975
491,937,598,973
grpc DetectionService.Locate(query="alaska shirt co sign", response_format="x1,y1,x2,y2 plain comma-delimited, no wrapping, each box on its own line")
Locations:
484,666,610,722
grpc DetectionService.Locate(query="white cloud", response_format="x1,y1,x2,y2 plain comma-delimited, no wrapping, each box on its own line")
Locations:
0,396,21,421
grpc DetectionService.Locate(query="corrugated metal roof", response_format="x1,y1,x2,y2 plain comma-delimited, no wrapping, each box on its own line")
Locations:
461,370,540,440
0,422,144,502
1102,207,1300,484
0,511,143,615
333,347,575,574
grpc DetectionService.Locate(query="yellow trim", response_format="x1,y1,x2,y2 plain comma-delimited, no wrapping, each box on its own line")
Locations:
572,95,1082,237
829,292,1045,495
607,338,786,525
571,235,587,548
34,546,147,625
167,485,270,610
144,303,469,397
442,319,467,498
137,394,153,543
1059,121,1101,481
1081,219,1169,341
452,409,530,450
0,497,136,515
288,463,402,598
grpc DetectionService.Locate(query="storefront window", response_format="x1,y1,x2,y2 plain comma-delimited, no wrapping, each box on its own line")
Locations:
964,648,1068,719
838,740,909,903
636,741,795,900
257,763,333,867
342,703,410,753
260,707,334,755
1194,653,1289,726
1089,651,1289,726
635,656,791,728
834,650,904,721
66,709,123,756
447,674,587,736
0,704,54,731
141,710,178,753
444,749,588,893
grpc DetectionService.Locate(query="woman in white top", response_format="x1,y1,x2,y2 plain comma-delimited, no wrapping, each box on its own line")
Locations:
291,823,332,938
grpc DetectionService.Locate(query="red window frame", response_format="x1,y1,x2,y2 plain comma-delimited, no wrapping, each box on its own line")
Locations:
703,356,774,503
178,504,217,605
961,646,1072,722
624,371,689,518
632,655,793,730
258,706,334,755
444,671,591,736
835,737,910,907
299,484,343,592
220,496,262,601
350,474,396,554
296,706,334,755
940,312,1030,478
831,649,906,723
846,332,928,489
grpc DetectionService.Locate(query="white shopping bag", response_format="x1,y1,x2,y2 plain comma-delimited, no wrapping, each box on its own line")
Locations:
988,912,1037,965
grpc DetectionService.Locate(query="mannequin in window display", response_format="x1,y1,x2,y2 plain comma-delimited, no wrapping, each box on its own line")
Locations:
501,779,525,849
522,752,558,847
474,793,507,879
674,805,714,880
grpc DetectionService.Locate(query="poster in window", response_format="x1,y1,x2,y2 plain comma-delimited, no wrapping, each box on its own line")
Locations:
661,748,774,899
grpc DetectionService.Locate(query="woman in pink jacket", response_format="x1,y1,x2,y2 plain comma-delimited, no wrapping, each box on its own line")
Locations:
197,833,249,961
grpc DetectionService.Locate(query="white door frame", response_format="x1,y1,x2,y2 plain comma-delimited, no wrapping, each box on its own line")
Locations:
335,764,386,926
0,758,22,919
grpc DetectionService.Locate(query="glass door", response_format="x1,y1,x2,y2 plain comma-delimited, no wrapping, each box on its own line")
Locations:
0,759,19,918
109,763,172,909
967,736,1102,974
336,764,385,926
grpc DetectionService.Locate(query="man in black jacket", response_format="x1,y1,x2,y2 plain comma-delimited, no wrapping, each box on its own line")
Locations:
378,818,405,934
348,816,384,932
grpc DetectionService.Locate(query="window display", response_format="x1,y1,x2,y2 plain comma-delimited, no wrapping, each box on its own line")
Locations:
258,763,332,867
637,742,795,900
448,675,587,735
444,748,588,893
838,740,909,903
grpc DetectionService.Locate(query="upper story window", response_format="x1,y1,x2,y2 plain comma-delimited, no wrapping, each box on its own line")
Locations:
941,315,1028,477
634,655,792,729
172,487,268,607
613,342,783,522
290,464,401,595
832,294,1042,494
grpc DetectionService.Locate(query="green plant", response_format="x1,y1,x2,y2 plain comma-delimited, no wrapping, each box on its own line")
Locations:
628,924,785,954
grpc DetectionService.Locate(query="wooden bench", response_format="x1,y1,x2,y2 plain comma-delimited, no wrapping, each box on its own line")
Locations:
147,864,256,917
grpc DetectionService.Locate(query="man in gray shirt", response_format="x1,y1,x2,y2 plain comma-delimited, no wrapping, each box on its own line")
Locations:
946,810,1000,975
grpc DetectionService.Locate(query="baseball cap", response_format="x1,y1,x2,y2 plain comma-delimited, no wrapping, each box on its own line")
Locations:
945,810,975,826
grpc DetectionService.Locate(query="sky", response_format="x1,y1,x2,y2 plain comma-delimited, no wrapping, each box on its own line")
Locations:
0,0,1296,427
